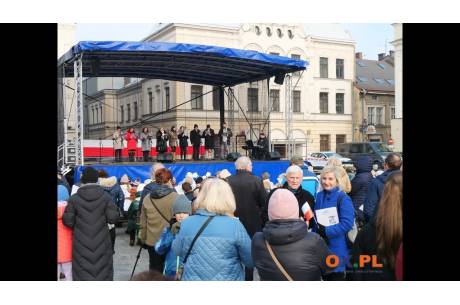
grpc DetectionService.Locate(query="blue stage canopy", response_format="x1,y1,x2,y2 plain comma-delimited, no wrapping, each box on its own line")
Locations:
58,41,308,86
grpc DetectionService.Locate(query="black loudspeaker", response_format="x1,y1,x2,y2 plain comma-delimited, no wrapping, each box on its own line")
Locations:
157,152,174,163
227,152,241,162
269,151,281,160
274,73,285,85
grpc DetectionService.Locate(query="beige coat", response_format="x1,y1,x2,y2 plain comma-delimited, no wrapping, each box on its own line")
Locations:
139,191,178,246
112,131,124,150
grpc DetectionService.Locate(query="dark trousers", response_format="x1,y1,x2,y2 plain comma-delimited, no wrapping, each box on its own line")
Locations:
180,146,187,160
109,227,116,253
147,246,166,272
128,150,135,162
245,267,253,281
324,272,346,281
142,150,150,162
129,230,136,242
192,145,200,160
114,149,122,162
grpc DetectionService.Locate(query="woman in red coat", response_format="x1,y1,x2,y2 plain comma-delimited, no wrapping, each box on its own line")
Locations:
125,128,138,162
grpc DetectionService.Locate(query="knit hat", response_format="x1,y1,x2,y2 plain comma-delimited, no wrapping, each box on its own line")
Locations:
81,167,99,184
268,189,299,221
57,185,69,202
172,195,192,215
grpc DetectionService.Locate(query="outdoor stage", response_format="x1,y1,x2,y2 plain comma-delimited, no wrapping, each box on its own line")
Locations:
73,160,290,184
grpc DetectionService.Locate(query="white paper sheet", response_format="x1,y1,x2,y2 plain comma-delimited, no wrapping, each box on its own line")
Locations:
315,207,339,227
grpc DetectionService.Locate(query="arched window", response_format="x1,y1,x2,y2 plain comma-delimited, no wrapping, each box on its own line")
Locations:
277,28,283,38
255,26,261,35
266,27,272,37
288,29,294,39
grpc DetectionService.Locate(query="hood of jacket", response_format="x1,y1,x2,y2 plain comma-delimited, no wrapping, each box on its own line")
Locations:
376,168,400,184
76,184,105,201
263,219,308,245
99,176,118,188
150,184,175,199
354,156,373,173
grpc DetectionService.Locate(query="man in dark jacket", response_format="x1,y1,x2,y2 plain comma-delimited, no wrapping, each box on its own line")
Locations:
227,156,267,281
190,124,201,161
363,153,402,223
349,156,373,223
63,167,119,280
252,189,331,280
201,124,215,160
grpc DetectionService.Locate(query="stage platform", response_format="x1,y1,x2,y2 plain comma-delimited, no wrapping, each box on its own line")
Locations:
73,160,290,184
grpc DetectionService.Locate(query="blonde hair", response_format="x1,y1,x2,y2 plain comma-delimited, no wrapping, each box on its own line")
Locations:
195,178,236,216
326,157,342,167
320,166,340,188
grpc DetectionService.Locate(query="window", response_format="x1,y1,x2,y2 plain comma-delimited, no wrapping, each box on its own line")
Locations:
291,54,301,76
372,95,378,101
357,61,367,67
336,134,346,145
277,28,283,38
293,90,301,112
391,107,396,119
288,29,294,39
320,92,328,113
374,78,386,85
191,85,203,109
255,26,261,35
120,105,124,123
266,27,272,36
320,57,328,78
270,89,280,112
100,106,103,123
95,107,98,124
368,107,375,124
134,102,138,121
376,107,384,125
165,87,170,110
386,79,395,86
148,91,153,114
248,88,258,112
336,93,344,114
91,108,95,124
357,76,368,83
336,59,344,79
212,86,220,111
126,104,131,122
377,62,386,70
320,134,330,151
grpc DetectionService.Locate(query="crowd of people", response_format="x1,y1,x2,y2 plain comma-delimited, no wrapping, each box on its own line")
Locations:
57,152,402,281
111,122,236,162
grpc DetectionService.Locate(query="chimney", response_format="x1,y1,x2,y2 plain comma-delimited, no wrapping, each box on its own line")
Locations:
389,50,395,57
378,53,385,61
355,52,363,59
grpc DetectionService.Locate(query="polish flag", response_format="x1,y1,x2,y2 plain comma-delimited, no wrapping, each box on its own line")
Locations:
301,202,314,222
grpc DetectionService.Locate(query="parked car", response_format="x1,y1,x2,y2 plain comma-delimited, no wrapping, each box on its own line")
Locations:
306,152,354,174
336,142,394,168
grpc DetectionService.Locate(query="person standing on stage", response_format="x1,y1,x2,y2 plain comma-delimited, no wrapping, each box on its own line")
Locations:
140,127,153,162
218,122,232,160
190,124,201,161
256,132,269,160
112,126,124,162
202,124,215,161
125,128,138,162
169,126,178,161
156,127,169,159
177,126,189,161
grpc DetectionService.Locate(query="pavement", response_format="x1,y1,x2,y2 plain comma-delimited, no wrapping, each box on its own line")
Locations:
113,226,150,281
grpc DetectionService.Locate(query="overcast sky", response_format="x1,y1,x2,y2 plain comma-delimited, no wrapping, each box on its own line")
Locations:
75,23,394,61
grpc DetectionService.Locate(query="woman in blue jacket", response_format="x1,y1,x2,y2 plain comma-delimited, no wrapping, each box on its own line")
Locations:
314,166,355,280
172,177,253,280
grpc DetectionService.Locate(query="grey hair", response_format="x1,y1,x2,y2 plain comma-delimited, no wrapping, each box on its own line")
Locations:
150,162,165,180
235,156,252,171
286,165,302,176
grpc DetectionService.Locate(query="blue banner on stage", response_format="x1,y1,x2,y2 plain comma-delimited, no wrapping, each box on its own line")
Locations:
74,161,290,185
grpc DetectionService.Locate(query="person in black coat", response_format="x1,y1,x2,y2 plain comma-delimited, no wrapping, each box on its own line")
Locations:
63,167,119,281
177,126,189,161
227,156,267,281
252,189,331,280
190,124,201,161
256,132,269,160
201,124,215,160
349,156,373,224
262,165,315,228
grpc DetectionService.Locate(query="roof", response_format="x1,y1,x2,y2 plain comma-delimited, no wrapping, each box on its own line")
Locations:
355,59,395,92
58,41,307,87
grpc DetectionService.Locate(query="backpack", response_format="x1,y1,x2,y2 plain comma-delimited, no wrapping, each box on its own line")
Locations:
336,191,359,249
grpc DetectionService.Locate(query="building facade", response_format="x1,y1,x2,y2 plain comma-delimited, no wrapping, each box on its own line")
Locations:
391,23,403,152
84,23,356,158
353,53,395,144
